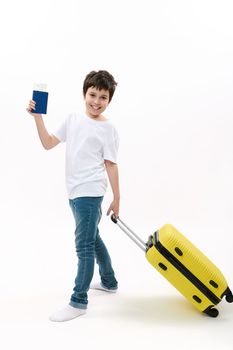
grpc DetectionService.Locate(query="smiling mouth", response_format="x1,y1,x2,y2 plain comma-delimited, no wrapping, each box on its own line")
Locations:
90,105,101,110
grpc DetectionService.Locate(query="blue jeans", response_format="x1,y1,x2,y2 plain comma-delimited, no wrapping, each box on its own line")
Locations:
69,196,118,309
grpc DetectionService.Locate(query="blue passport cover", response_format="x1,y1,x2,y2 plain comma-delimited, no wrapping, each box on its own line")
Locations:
32,90,49,114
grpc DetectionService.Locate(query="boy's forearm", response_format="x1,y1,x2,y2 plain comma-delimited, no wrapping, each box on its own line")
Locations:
33,115,52,150
105,162,120,200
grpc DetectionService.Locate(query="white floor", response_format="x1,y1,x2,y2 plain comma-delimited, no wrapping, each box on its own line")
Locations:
1,211,232,350
1,280,232,350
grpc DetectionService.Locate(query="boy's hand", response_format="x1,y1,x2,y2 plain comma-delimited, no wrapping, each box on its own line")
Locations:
106,198,120,218
26,100,41,117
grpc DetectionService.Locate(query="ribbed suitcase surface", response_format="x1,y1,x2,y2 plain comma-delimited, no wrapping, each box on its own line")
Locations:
146,224,231,316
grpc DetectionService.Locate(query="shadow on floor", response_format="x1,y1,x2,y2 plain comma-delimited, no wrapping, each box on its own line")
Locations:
96,292,230,325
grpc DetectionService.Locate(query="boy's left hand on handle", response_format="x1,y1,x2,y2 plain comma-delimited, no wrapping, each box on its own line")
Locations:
106,198,119,218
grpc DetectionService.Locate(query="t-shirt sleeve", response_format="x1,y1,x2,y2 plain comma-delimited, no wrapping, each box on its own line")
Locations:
52,116,68,143
103,126,119,164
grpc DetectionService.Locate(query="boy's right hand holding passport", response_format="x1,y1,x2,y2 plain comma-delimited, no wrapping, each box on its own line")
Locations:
27,100,41,117
26,100,60,150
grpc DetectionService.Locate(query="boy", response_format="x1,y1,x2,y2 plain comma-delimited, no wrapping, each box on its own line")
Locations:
27,70,120,322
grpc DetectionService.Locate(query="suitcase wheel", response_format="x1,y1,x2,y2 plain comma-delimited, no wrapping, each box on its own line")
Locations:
223,287,233,303
203,307,219,318
226,293,233,303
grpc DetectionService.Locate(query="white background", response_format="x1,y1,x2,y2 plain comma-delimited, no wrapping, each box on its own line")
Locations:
0,0,233,349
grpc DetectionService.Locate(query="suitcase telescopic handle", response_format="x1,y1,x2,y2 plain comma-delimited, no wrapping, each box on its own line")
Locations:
111,214,147,252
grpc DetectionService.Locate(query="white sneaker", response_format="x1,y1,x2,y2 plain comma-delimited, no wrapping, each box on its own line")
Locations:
90,282,118,293
49,305,86,322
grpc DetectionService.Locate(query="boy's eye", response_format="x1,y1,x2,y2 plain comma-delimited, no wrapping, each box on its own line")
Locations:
90,93,95,97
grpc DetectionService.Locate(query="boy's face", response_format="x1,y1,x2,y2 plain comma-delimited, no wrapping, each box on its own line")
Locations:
84,86,110,118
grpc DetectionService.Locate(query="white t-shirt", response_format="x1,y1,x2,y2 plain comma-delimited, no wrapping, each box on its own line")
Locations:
53,112,119,199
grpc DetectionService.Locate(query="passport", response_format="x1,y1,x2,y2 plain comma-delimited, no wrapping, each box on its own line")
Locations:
32,90,49,114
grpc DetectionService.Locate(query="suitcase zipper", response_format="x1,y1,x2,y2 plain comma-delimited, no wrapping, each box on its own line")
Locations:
153,231,220,305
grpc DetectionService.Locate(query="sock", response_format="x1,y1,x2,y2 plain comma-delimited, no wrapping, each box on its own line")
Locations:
49,305,86,322
90,282,117,293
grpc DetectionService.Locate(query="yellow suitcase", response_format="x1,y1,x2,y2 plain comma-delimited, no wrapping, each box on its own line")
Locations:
111,215,233,317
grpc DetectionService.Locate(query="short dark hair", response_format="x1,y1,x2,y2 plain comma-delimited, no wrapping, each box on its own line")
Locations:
83,70,117,103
